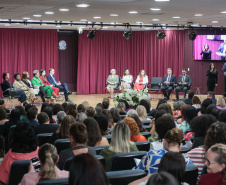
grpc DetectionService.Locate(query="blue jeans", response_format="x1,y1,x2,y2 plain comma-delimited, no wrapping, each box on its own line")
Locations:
55,83,69,100
15,89,27,103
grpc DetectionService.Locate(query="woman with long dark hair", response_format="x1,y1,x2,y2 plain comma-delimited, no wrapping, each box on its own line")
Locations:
200,44,212,60
206,63,218,92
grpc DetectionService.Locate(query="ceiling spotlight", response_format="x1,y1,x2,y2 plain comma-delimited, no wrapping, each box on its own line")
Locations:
87,30,96,40
123,31,133,40
157,31,166,39
78,27,83,34
76,4,89,8
188,32,197,41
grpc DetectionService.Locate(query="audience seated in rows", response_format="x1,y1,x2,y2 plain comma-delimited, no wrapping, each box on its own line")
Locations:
102,109,115,129
85,106,96,117
187,122,226,178
27,106,39,126
117,102,127,115
134,128,192,174
82,101,89,110
136,105,150,121
66,104,77,119
52,104,65,122
0,122,39,184
192,95,202,109
100,122,138,171
19,143,68,185
83,117,109,146
58,123,96,170
94,113,109,135
123,117,147,142
173,101,185,119
129,113,147,132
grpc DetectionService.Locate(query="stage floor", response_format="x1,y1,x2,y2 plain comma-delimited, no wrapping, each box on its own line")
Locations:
2,93,223,110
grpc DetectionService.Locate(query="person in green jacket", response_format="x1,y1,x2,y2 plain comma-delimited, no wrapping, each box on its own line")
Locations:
32,70,54,98
100,122,139,172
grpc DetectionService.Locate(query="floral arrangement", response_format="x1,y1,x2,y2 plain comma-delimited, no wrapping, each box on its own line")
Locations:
114,88,150,109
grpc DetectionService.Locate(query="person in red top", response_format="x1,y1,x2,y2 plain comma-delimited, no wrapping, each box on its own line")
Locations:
0,122,39,185
123,117,147,142
40,69,59,98
199,143,226,185
134,70,149,90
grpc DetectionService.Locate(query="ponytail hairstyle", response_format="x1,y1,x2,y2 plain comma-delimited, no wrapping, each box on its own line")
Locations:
38,143,58,181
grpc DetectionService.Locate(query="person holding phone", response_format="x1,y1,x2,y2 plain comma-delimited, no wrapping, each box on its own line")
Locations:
200,44,212,60
19,143,69,185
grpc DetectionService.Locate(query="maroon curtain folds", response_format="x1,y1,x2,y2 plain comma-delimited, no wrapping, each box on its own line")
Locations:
77,30,185,94
0,28,59,89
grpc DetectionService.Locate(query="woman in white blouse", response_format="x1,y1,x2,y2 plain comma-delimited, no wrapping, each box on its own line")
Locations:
121,69,133,93
134,70,148,90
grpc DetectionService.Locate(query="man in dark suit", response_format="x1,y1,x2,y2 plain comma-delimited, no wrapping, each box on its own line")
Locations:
218,39,226,60
175,68,192,100
47,68,73,103
161,68,176,100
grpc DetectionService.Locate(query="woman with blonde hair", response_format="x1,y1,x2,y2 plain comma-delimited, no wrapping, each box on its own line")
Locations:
100,122,138,171
19,143,68,185
117,102,126,115
123,117,147,142
216,97,226,110
82,101,89,110
134,70,148,90
136,105,150,121
121,68,133,93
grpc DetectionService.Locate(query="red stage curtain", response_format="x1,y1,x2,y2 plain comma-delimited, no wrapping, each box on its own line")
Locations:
77,30,185,94
0,28,59,94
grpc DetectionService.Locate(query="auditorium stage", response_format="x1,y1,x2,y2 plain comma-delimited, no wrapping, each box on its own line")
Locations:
3,93,223,110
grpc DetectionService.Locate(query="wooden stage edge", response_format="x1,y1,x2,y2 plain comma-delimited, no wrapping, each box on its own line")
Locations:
2,93,223,110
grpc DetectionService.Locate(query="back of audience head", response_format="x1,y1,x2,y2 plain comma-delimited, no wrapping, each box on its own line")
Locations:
163,128,184,150
86,107,96,117
52,104,64,115
158,152,185,184
180,104,190,121
12,121,37,153
147,172,179,185
119,100,130,110
206,104,216,114
110,108,121,123
126,109,138,117
61,102,68,112
201,98,213,114
192,96,201,105
0,107,7,122
205,143,226,174
117,102,126,115
217,97,226,108
24,103,33,114
27,106,38,121
76,112,87,123
156,99,167,109
173,101,181,111
110,122,132,153
190,114,217,138
9,108,21,122
102,98,110,109
69,123,87,146
15,105,26,117
207,91,215,99
102,109,114,128
157,103,173,115
188,91,195,99
37,112,49,125
57,111,66,123
96,103,104,110
185,106,197,124
155,110,167,122
41,102,49,112
66,104,77,119
77,104,85,113
219,110,226,123
58,115,75,138
223,92,226,101
128,114,145,132
136,105,148,120
155,114,176,141
69,153,109,185
82,101,89,110
123,117,140,138
95,105,103,114
139,99,151,114
43,106,54,123
0,99,5,106
83,117,102,147
210,108,221,120
38,143,58,181
94,114,108,135
204,122,226,152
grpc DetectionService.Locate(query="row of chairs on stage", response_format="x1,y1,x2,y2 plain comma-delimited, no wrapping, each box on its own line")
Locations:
106,77,191,100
